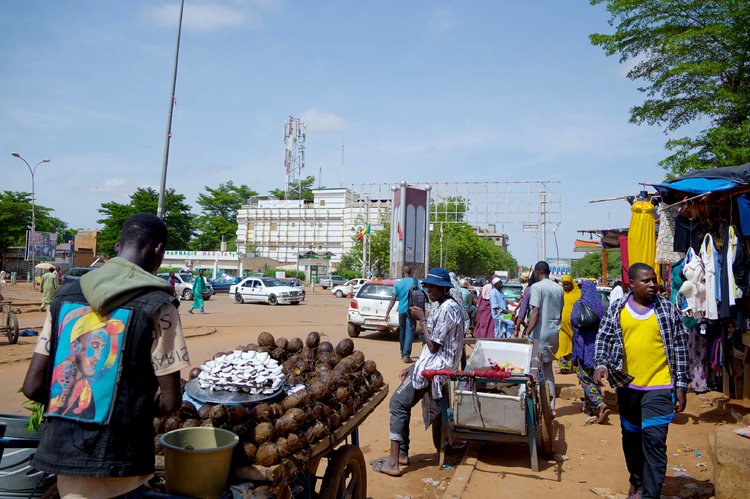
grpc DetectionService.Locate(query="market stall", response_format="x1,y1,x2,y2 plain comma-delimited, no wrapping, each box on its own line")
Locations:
151,332,388,499
584,163,750,403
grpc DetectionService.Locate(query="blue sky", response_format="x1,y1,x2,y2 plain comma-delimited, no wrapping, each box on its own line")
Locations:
1,1,690,265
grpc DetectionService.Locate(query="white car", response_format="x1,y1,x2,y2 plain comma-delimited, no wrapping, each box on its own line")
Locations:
278,277,306,301
346,280,401,337
332,278,368,298
230,277,304,305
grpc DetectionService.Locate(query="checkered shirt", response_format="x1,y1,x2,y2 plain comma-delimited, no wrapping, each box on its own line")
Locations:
594,292,690,392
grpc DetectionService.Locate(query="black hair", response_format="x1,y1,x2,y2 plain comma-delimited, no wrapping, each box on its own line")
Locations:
534,261,550,274
528,271,538,286
628,262,654,281
613,280,622,287
119,213,168,250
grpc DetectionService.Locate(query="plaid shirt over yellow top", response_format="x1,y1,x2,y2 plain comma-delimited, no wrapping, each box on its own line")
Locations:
594,293,691,392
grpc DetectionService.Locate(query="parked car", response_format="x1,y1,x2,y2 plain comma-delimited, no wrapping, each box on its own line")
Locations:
157,273,213,301
346,280,401,337
277,277,306,301
597,286,611,309
61,267,97,285
230,277,304,305
332,278,368,298
209,275,241,294
319,275,346,289
247,273,267,278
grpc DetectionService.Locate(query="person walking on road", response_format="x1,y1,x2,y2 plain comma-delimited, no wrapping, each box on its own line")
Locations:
39,267,59,312
373,267,464,477
525,261,564,418
571,280,609,423
557,275,581,373
473,275,497,339
457,278,476,329
386,265,421,363
594,263,689,499
189,269,207,314
609,280,625,308
490,277,512,338
22,213,189,499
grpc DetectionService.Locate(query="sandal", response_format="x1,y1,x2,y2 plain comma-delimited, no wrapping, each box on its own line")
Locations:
597,408,611,425
372,459,402,477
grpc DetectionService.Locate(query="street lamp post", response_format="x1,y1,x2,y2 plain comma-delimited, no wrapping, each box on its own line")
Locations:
12,153,50,290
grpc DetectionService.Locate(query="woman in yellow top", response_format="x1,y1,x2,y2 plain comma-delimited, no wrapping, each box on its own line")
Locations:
556,276,580,373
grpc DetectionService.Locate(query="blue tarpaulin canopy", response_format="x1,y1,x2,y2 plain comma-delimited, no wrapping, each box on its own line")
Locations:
654,178,738,195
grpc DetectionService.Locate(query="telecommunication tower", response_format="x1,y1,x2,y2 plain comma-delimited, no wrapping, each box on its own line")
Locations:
283,117,306,200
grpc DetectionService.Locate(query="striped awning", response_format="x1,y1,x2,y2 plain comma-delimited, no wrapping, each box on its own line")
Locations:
574,240,605,253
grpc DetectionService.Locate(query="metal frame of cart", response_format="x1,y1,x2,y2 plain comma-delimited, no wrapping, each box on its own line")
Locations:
434,338,554,471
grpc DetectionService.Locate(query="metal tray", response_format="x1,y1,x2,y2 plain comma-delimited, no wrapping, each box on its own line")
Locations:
184,379,284,406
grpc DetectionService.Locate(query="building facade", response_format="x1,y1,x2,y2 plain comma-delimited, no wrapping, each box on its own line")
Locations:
235,188,391,273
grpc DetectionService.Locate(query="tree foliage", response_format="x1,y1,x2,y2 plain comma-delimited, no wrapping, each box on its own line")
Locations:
590,0,750,177
0,191,67,268
347,213,391,277
191,181,257,251
432,196,469,222
571,251,622,280
431,223,518,278
96,188,195,257
269,176,319,201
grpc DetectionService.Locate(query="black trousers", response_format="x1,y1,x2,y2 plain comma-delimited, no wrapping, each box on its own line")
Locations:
617,388,674,499
388,368,429,455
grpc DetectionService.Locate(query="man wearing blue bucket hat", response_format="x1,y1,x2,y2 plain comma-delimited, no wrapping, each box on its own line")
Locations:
372,267,465,477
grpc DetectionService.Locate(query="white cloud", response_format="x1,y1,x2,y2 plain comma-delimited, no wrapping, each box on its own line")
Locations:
299,108,350,133
144,3,253,32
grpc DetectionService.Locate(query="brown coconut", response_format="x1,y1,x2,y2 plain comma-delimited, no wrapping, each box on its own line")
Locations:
189,367,202,380
258,332,275,348
335,338,354,357
209,404,229,425
275,337,289,350
255,442,280,466
287,337,303,353
305,331,321,350
227,405,248,422
182,419,201,428
250,403,272,421
318,341,334,354
252,422,276,446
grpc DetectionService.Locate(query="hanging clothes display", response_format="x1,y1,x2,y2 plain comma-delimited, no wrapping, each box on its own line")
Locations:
719,224,750,319
674,214,702,253
700,234,719,320
628,201,658,275
737,194,750,237
687,326,709,393
655,202,684,264
670,258,685,304
679,248,705,319
619,235,630,285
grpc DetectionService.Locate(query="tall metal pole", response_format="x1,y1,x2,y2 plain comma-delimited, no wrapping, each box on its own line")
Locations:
12,154,50,290
340,139,345,188
424,185,431,277
540,190,547,263
157,0,185,219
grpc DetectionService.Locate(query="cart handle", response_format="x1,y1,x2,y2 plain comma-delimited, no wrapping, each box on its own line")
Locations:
421,367,511,380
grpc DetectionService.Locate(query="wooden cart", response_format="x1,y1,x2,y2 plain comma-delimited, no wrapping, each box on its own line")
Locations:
0,302,19,345
156,384,389,499
434,338,553,471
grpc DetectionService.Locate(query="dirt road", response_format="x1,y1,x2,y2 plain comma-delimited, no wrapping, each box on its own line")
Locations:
0,283,721,498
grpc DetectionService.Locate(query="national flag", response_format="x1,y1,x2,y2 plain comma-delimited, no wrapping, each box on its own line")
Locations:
439,224,444,243
356,224,370,241
398,222,403,242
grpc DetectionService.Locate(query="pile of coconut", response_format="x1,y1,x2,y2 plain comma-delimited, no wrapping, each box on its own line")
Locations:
154,332,384,469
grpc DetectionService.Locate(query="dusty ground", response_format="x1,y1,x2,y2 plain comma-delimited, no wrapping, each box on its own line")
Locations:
0,282,727,498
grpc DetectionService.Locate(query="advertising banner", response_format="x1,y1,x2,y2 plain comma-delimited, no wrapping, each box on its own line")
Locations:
547,258,571,277
27,231,57,262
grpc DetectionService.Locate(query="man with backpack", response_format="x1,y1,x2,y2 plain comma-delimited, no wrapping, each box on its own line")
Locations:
386,265,423,363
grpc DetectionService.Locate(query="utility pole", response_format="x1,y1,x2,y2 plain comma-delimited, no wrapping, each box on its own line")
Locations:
540,190,547,263
157,0,185,219
340,138,345,188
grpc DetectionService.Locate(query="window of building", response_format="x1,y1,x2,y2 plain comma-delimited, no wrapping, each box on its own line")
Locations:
247,223,255,230
320,200,326,206
270,223,278,231
318,223,323,227
291,223,295,227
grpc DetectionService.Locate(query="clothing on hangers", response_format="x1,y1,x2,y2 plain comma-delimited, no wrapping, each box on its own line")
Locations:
656,202,684,264
719,224,750,319
700,234,719,320
628,200,660,283
674,214,702,253
678,248,705,319
736,194,750,237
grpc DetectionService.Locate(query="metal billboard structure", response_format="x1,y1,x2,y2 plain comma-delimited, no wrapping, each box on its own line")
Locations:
350,181,562,276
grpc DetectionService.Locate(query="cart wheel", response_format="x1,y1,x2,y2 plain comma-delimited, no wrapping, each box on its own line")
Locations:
319,444,367,499
539,377,554,456
7,311,19,345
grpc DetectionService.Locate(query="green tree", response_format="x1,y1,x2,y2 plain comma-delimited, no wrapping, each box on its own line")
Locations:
0,191,67,269
191,181,257,251
571,252,622,279
348,213,391,277
269,177,320,201
431,196,469,222
590,0,750,178
96,187,195,257
430,223,518,278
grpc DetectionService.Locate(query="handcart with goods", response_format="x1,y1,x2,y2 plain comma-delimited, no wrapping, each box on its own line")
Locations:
429,338,554,471
0,302,19,345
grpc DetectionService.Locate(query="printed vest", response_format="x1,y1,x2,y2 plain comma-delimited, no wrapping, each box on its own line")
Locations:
32,282,176,477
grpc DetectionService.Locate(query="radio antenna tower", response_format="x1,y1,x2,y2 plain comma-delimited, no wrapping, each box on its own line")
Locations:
283,116,306,200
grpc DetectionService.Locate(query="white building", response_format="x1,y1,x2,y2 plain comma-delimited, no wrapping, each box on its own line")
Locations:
235,188,390,277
